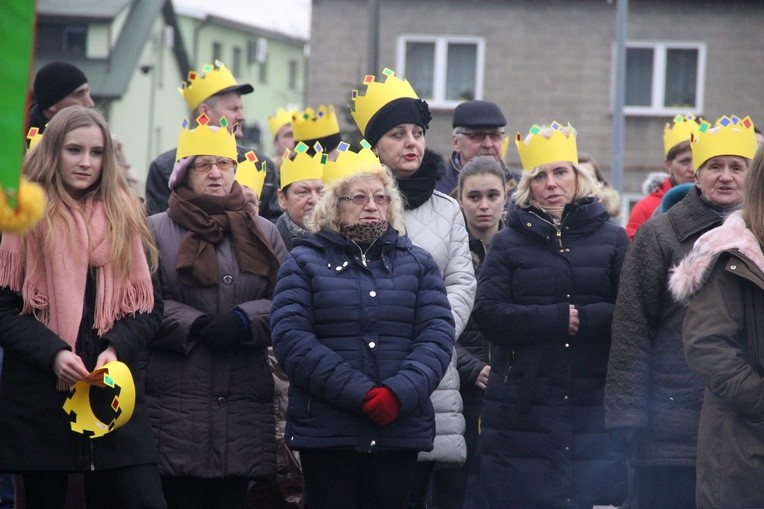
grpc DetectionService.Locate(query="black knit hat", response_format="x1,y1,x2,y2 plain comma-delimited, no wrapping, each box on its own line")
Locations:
365,97,431,147
452,100,506,128
34,61,88,111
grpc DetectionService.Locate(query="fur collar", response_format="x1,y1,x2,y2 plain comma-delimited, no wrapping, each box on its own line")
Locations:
669,211,764,303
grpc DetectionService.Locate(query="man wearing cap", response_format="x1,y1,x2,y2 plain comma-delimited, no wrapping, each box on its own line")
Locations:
145,61,280,220
27,61,94,133
436,100,511,195
605,115,757,509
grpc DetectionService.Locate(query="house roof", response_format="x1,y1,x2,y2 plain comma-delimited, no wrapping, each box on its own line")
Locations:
37,0,132,20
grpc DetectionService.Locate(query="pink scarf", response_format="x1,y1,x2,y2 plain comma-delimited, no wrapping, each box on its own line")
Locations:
0,197,153,350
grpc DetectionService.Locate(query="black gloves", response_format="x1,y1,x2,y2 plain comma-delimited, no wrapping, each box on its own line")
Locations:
193,310,251,353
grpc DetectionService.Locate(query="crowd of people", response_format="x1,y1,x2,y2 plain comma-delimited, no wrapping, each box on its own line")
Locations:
0,58,761,509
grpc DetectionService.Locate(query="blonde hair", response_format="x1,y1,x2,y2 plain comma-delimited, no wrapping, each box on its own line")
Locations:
23,106,158,273
308,165,406,234
742,147,764,244
513,162,603,208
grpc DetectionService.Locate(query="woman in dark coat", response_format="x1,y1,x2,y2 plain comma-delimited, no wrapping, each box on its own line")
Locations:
0,106,166,508
270,164,455,509
146,115,286,509
473,123,629,508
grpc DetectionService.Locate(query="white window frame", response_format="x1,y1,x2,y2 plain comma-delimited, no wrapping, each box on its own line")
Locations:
396,34,485,109
614,40,706,117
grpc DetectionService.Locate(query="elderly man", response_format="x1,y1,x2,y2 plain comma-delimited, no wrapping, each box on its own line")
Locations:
436,99,510,195
145,60,279,220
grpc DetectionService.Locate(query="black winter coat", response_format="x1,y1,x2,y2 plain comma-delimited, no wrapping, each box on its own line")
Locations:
473,198,629,508
0,272,163,472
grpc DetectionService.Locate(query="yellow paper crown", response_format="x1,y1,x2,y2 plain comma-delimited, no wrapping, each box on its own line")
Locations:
268,107,298,137
26,126,43,150
280,141,326,188
292,105,340,141
235,151,267,197
515,121,578,171
663,113,700,156
691,115,757,170
323,140,382,185
179,60,249,111
351,68,418,135
62,361,136,439
175,114,237,162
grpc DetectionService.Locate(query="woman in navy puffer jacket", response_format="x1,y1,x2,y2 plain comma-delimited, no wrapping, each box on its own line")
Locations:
271,166,455,509
473,123,629,509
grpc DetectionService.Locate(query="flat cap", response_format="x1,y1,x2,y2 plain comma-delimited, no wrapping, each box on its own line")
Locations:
452,100,506,128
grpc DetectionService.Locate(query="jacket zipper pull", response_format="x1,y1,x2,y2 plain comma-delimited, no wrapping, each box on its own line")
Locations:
361,253,367,267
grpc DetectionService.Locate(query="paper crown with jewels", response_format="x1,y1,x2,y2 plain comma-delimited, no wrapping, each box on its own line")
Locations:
175,114,237,162
691,115,757,170
268,107,298,137
515,121,578,171
350,68,419,136
26,126,43,150
663,113,701,156
292,105,340,142
235,151,267,197
323,140,382,185
280,141,326,188
179,60,253,111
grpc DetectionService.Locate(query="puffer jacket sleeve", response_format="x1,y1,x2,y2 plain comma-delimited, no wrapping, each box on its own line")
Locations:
232,218,288,350
473,232,569,347
575,227,629,345
382,252,455,415
605,222,666,429
445,209,476,338
271,253,376,414
683,256,764,421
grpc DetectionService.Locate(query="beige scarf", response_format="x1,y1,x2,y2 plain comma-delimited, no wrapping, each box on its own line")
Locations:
0,197,153,353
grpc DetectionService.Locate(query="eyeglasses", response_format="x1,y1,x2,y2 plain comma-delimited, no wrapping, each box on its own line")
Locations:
191,158,236,173
456,130,505,143
339,193,392,206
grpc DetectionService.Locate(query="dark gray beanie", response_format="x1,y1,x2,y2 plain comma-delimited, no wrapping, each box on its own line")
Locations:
34,61,88,111
452,100,506,128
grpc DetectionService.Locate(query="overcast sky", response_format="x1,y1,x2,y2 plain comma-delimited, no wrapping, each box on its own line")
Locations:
172,0,311,40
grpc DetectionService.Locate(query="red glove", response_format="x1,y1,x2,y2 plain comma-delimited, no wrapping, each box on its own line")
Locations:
362,386,400,426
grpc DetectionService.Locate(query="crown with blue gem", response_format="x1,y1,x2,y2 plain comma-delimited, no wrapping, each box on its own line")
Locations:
175,114,237,162
663,113,700,156
292,105,340,142
322,140,382,185
280,141,326,188
515,121,578,171
691,115,757,170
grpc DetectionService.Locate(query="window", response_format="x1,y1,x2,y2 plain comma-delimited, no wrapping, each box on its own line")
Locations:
37,23,87,57
620,41,706,116
232,47,242,76
258,60,268,84
212,42,222,62
396,35,485,108
288,59,299,91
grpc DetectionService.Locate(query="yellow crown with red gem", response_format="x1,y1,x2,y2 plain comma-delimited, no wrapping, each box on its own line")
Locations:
292,105,340,142
322,140,382,185
235,151,267,197
175,114,237,162
179,60,249,111
280,141,326,188
691,115,757,170
268,107,298,137
663,113,700,156
351,68,419,136
26,126,43,151
515,121,578,171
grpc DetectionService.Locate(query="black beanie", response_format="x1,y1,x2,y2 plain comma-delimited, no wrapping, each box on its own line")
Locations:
34,61,88,111
365,97,432,147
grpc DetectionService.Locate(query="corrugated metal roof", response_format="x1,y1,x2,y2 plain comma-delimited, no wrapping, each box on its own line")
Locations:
37,0,132,19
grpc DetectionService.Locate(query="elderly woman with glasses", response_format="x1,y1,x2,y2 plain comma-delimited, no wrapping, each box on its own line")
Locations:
271,161,455,509
145,116,287,509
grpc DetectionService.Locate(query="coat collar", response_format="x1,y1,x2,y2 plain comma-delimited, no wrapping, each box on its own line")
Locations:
667,186,724,243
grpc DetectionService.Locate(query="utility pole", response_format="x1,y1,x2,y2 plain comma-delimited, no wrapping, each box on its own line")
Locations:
611,0,628,194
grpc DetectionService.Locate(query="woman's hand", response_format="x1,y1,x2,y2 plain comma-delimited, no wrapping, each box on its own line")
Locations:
95,346,119,369
475,365,491,389
53,350,90,384
568,305,579,336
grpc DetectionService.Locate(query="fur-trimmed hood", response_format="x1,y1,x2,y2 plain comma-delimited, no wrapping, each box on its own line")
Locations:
669,211,764,303
642,172,670,195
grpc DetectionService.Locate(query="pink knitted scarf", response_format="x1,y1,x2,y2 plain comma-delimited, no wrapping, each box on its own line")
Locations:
0,197,153,350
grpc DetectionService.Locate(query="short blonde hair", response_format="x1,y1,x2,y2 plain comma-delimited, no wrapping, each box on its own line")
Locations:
513,162,603,209
308,165,406,234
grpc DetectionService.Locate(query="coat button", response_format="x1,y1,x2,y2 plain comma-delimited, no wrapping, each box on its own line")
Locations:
526,222,532,227
222,275,233,285
730,265,736,270
370,440,376,446
217,397,227,406
335,266,342,272
369,342,376,349
369,291,377,297
564,343,570,348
